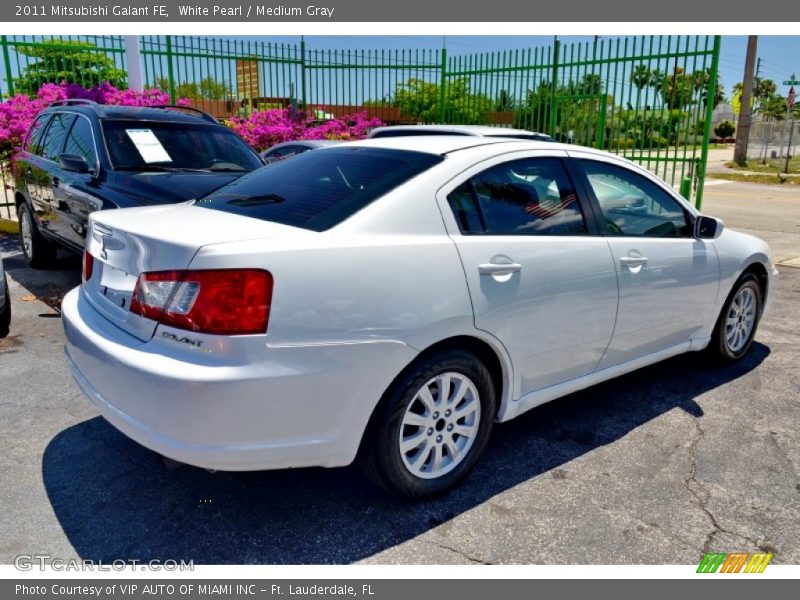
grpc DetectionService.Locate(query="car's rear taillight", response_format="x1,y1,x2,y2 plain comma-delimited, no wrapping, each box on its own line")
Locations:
130,269,273,335
83,251,94,282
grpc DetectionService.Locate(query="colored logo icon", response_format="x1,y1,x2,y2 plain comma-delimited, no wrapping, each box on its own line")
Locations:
697,552,773,573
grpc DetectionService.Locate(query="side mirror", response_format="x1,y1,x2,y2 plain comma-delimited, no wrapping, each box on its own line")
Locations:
694,215,724,239
59,154,90,174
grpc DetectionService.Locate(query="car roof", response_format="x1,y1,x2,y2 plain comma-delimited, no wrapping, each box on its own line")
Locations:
42,101,218,125
368,124,550,137
341,135,555,155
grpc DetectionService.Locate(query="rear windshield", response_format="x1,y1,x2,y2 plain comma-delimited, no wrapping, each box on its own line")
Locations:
101,119,263,172
194,147,444,231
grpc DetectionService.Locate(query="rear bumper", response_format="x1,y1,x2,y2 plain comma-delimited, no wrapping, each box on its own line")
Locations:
62,287,417,471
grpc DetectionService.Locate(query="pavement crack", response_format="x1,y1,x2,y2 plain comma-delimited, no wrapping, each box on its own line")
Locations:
420,539,489,564
684,416,764,553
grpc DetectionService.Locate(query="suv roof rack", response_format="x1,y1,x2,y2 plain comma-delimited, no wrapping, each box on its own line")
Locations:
48,99,98,108
148,105,218,123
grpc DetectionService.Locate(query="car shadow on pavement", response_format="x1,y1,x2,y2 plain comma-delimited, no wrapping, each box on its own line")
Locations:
42,342,769,564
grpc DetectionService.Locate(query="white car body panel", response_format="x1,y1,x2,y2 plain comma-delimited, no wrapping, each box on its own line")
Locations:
62,137,778,472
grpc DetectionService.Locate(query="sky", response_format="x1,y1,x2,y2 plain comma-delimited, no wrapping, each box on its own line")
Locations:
240,35,800,100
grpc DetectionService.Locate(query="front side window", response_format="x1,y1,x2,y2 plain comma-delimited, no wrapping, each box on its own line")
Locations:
41,113,76,163
580,160,691,237
447,157,586,235
101,120,263,172
62,116,98,171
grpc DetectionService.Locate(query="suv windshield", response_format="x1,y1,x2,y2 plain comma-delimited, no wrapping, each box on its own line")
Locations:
101,120,262,172
195,147,444,231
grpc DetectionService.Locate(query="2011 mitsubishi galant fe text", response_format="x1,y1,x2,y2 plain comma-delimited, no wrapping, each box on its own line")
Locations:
61,137,777,497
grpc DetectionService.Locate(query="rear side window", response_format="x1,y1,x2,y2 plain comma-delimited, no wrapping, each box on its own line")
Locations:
41,113,76,162
25,114,51,156
195,147,443,231
63,117,97,171
447,157,587,236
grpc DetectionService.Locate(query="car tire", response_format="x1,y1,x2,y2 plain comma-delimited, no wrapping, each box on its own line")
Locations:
18,202,57,269
0,273,9,338
359,349,496,498
710,273,763,362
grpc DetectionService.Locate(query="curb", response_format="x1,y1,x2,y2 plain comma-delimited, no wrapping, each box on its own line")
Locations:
0,218,20,235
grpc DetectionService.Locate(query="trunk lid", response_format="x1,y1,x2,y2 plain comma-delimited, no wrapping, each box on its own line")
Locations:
83,203,309,341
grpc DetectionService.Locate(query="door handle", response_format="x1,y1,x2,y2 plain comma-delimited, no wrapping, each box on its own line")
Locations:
479,262,523,276
620,256,648,267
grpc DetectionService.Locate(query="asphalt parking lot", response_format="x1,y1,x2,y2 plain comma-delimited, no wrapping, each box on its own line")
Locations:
0,179,798,565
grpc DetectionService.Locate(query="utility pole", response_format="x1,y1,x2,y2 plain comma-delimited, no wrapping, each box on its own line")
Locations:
733,36,758,166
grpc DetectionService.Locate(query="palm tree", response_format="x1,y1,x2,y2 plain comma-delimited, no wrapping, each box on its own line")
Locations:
630,64,652,91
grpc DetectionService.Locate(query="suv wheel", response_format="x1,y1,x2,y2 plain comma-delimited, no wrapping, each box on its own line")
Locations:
360,349,496,497
18,202,57,268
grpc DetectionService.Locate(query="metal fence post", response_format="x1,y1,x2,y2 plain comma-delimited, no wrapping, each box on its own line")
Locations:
549,37,560,136
694,35,721,211
165,35,176,104
300,38,307,112
438,48,447,123
1,35,14,98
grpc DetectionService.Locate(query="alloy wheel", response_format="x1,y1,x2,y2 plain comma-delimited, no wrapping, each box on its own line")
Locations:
398,372,481,479
725,286,757,353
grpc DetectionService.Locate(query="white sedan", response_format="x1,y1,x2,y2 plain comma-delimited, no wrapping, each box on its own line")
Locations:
62,137,777,497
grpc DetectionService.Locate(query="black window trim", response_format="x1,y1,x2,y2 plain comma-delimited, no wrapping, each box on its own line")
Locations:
570,156,696,239
40,112,77,164
62,113,101,176
25,110,101,172
24,112,53,157
445,155,601,237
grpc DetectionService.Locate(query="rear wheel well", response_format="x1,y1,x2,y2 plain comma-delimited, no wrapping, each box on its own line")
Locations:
358,335,507,455
412,336,505,413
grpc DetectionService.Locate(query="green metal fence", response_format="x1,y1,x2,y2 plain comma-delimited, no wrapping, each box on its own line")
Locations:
1,35,720,220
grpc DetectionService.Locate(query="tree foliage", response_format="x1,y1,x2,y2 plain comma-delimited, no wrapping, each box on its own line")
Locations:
13,40,127,94
713,120,735,140
155,76,232,100
629,64,724,110
758,94,789,120
389,77,494,124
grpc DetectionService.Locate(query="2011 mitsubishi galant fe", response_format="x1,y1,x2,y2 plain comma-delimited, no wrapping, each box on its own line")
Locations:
61,137,777,497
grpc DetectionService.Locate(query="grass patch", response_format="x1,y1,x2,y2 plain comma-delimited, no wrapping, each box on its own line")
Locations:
725,156,800,174
708,172,799,186
0,218,19,235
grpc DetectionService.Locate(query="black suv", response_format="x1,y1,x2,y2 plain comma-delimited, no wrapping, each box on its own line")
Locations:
13,100,264,267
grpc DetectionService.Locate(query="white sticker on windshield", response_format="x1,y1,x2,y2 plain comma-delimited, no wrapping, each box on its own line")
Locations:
124,129,172,164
